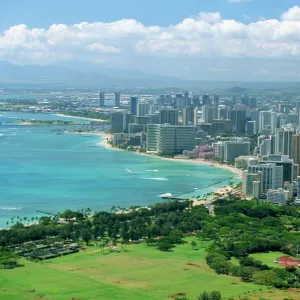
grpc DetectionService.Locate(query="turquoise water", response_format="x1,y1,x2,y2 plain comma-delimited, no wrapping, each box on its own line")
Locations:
0,111,238,228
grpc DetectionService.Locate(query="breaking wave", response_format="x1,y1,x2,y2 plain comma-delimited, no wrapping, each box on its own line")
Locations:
144,178,168,181
0,206,23,211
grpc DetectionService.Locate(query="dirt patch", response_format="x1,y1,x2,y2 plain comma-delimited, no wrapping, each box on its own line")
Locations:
69,268,83,272
186,262,200,268
170,293,186,298
287,288,300,292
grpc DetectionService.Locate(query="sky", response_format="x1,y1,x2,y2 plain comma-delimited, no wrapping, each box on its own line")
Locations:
1,0,300,81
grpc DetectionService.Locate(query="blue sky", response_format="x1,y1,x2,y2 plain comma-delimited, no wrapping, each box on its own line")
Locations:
1,0,299,30
1,0,300,81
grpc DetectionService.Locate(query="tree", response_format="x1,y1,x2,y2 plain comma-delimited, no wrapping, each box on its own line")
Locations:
191,240,197,250
252,270,278,286
198,291,209,300
146,238,157,246
81,227,93,245
157,241,175,252
210,290,222,300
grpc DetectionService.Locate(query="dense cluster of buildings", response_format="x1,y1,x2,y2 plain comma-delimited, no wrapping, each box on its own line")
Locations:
103,91,300,206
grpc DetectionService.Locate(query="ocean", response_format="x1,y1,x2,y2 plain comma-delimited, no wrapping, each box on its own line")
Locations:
0,111,239,228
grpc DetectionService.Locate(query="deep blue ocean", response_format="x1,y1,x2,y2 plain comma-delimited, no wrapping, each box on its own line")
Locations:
0,111,238,228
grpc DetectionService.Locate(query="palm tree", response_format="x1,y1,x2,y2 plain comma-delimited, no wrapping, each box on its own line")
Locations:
5,221,9,228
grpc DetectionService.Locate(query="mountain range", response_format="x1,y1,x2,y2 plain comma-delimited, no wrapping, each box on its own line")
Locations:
0,62,188,89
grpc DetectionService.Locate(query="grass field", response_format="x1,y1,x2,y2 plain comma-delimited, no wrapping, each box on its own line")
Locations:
0,238,297,300
250,251,288,268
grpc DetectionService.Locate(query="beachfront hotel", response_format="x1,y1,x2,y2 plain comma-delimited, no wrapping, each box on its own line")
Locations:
146,124,196,155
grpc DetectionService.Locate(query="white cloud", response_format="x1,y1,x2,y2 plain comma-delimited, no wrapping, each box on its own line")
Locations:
281,6,300,21
1,7,300,64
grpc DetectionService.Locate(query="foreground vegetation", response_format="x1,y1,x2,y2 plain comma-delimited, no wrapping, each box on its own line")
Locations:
0,238,268,300
1,199,300,299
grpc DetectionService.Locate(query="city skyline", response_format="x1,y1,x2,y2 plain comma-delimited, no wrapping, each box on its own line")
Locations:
1,1,300,81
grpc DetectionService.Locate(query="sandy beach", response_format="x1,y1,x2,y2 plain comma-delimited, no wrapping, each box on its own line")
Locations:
99,133,242,178
55,113,107,122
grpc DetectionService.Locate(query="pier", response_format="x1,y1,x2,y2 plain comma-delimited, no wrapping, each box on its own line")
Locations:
36,210,58,216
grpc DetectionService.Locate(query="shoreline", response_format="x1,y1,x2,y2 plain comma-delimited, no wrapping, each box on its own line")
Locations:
98,133,242,178
55,113,107,122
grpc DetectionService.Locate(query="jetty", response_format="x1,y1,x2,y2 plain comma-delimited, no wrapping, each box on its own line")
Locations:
36,210,58,216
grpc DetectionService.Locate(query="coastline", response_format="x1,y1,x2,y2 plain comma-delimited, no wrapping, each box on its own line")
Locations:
55,113,107,122
98,133,242,178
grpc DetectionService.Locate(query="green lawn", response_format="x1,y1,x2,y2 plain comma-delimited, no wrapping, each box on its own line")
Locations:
250,251,288,268
0,238,270,300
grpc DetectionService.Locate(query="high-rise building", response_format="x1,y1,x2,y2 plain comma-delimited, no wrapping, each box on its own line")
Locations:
266,189,288,205
259,111,271,133
214,94,219,106
159,109,178,125
229,109,236,127
218,106,229,120
115,92,120,107
202,94,211,106
175,94,184,109
128,123,145,134
202,106,214,123
292,134,300,175
122,113,133,133
283,126,294,156
260,138,272,156
183,107,195,125
224,139,250,162
111,112,133,133
111,112,123,133
241,95,249,106
296,177,300,202
235,110,247,134
137,103,149,117
296,101,300,114
146,124,196,154
183,92,190,107
158,95,165,106
213,138,250,163
146,114,160,124
249,97,257,109
99,92,105,108
232,94,237,103
194,108,199,126
246,121,256,134
130,97,138,115
212,120,233,135
192,95,200,107
287,113,300,125
242,171,262,197
270,112,278,134
247,158,283,195
266,154,296,183
135,116,151,126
